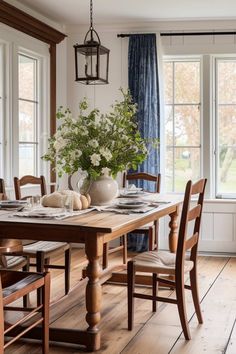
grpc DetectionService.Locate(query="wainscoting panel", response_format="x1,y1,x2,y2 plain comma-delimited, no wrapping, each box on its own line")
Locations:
160,200,236,254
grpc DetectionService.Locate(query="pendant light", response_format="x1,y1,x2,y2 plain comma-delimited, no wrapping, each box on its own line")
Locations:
73,0,110,84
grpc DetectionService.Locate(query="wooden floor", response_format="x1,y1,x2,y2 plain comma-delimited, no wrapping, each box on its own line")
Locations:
5,249,236,354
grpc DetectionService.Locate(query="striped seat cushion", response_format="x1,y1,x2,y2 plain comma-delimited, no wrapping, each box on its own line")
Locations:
133,250,194,275
0,256,27,269
2,274,43,298
23,241,68,255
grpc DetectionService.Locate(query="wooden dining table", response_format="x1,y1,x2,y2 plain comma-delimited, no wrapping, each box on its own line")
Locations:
0,194,182,351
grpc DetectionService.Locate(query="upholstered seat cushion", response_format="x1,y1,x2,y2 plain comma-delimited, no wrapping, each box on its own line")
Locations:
133,250,194,275
0,256,27,270
23,241,69,257
2,274,42,298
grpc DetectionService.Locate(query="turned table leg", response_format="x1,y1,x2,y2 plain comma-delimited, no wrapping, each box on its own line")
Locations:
85,235,103,351
169,206,179,253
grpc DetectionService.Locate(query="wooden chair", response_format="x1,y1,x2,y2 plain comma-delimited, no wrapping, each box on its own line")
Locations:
13,176,71,303
124,172,161,250
102,172,161,269
127,178,207,340
0,240,28,272
0,180,28,275
0,179,7,201
0,268,50,353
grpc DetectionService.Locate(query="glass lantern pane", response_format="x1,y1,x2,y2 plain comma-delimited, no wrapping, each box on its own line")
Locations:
75,45,99,82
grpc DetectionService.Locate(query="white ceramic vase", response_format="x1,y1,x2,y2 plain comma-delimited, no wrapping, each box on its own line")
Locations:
87,175,118,206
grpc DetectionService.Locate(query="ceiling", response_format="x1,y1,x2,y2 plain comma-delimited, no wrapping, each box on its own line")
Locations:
17,0,236,26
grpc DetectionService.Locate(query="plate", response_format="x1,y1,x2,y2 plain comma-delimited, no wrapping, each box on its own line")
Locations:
0,200,27,210
119,191,145,198
116,201,147,209
0,202,23,209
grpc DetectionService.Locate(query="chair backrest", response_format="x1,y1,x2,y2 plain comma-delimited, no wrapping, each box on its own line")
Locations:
0,275,3,347
0,179,7,200
123,172,161,193
14,175,47,200
175,178,207,277
0,178,23,265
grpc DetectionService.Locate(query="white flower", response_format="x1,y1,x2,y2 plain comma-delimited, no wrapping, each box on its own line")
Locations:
70,150,82,161
76,150,82,157
99,147,112,161
71,118,77,124
142,146,148,153
91,153,101,166
54,130,61,139
104,124,110,132
88,139,99,148
70,151,77,161
94,116,101,126
101,167,111,176
133,146,139,153
80,127,88,136
54,137,67,151
74,127,79,135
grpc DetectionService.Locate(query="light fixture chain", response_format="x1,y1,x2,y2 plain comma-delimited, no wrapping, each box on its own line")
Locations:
90,0,93,30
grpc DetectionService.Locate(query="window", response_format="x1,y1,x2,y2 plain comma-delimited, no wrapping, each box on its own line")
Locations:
18,54,39,177
164,59,201,192
215,58,236,197
0,45,3,177
0,24,50,186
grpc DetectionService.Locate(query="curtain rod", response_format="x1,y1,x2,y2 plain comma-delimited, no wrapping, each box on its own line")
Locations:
117,31,236,38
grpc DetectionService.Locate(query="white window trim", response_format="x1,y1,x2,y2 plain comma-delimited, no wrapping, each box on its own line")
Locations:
163,55,203,194
213,55,236,199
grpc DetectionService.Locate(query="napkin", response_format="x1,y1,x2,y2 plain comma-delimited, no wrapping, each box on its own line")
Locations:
94,205,156,214
12,207,95,220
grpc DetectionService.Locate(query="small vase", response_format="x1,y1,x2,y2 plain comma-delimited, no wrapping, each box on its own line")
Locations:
87,175,118,206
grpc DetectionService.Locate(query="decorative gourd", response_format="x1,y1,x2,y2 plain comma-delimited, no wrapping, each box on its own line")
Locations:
41,192,63,208
86,194,91,207
80,195,89,209
41,190,91,210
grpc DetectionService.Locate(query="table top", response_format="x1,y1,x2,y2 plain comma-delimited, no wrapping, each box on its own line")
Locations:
0,194,182,243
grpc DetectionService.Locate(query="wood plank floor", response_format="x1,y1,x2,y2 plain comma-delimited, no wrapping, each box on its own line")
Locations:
5,249,236,354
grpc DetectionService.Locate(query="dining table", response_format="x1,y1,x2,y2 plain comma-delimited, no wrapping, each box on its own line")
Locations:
0,193,182,351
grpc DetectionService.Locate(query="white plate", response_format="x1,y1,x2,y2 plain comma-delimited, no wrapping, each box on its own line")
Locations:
116,201,147,209
119,191,146,198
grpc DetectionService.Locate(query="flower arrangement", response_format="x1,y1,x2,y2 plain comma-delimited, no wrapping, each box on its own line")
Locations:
42,90,150,180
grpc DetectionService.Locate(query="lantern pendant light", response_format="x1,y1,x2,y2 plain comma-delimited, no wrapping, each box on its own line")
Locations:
73,0,110,84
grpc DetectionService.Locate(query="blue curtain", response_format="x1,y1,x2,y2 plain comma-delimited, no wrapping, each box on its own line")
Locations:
128,33,160,252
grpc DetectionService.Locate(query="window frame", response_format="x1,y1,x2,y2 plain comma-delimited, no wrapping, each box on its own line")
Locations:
163,56,203,193
0,44,4,177
214,55,236,198
163,53,236,199
18,52,39,177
